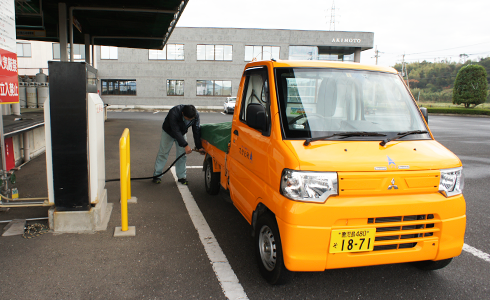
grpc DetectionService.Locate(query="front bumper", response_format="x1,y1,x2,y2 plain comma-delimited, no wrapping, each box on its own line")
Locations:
273,193,466,272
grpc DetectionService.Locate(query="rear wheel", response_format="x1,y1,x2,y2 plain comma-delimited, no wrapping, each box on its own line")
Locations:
204,157,220,195
412,258,453,271
255,213,293,285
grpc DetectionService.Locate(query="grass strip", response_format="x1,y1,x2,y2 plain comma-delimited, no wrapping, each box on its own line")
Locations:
426,107,490,115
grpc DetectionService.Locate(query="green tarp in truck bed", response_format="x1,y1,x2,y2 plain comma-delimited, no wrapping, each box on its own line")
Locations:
200,122,232,153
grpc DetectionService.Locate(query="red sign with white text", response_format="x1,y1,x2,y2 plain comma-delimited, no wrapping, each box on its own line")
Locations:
0,48,19,103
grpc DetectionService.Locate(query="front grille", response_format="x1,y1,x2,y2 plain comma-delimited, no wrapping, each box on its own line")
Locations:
368,214,437,251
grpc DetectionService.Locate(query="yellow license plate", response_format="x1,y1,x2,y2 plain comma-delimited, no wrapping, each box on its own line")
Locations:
329,228,376,253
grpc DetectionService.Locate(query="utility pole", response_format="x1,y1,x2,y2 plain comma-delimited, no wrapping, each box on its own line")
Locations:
460,53,469,64
373,45,381,65
401,54,410,89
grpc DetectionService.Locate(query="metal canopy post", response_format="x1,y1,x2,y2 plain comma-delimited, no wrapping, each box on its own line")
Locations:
58,3,68,62
69,7,74,62
85,34,90,64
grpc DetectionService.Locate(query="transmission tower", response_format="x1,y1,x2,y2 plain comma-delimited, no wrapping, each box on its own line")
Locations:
328,1,338,31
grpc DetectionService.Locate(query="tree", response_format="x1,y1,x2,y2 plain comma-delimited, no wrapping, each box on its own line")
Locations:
452,64,488,108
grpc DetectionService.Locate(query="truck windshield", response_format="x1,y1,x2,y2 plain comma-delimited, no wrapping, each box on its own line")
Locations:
275,68,429,141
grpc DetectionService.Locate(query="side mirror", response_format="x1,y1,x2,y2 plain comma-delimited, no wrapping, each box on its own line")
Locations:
420,107,429,123
246,103,267,132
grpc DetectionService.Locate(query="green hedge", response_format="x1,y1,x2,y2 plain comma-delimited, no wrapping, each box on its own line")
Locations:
426,107,490,115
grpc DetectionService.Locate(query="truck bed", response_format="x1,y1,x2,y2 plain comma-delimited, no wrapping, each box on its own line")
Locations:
200,122,232,175
200,122,232,153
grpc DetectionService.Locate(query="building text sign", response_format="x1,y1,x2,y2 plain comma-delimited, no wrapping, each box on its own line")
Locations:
0,0,19,103
331,38,362,44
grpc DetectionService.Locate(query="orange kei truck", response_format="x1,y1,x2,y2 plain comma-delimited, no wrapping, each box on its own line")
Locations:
200,60,466,284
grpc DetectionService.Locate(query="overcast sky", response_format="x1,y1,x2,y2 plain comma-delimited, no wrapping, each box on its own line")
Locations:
177,0,490,67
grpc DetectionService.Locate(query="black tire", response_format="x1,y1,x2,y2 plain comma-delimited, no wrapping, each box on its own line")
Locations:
255,213,293,285
204,157,220,195
412,258,453,271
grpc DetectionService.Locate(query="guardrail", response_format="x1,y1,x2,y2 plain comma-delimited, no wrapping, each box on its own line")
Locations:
114,128,136,237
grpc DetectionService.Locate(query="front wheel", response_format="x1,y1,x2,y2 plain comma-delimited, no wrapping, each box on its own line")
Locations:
204,157,220,195
255,213,293,285
412,258,453,271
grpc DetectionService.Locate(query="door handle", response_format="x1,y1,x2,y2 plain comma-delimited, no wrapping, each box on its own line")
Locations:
233,130,239,136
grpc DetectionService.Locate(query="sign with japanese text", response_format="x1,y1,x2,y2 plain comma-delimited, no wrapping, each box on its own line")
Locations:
0,0,19,104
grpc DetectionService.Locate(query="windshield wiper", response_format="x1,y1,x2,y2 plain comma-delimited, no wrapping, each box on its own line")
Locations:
304,132,387,146
379,130,429,147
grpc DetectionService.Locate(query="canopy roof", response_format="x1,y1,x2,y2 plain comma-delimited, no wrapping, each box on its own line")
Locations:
15,0,188,49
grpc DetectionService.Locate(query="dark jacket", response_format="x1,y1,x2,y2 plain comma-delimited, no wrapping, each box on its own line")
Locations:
162,105,203,149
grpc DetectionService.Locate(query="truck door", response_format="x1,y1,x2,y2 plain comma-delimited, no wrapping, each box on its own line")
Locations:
229,66,271,222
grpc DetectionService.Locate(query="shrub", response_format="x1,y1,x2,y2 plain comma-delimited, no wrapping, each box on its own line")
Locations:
453,65,488,108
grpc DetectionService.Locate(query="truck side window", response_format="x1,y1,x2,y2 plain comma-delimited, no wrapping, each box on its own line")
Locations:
239,70,270,134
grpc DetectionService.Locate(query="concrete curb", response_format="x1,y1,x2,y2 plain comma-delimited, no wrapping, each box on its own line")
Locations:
107,105,224,113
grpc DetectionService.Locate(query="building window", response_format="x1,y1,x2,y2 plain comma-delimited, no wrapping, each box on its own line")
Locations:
101,79,136,95
196,80,232,96
167,80,184,96
52,43,85,60
16,43,32,57
101,46,118,60
149,44,184,60
288,46,355,62
197,45,232,61
288,46,318,60
244,45,279,61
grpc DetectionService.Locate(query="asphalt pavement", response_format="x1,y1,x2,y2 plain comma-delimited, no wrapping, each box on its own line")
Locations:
0,112,488,299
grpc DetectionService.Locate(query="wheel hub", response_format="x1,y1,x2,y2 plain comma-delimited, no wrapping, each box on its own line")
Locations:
206,163,212,185
259,225,276,271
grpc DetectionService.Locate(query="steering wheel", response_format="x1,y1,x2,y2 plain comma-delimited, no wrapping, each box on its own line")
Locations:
288,113,325,125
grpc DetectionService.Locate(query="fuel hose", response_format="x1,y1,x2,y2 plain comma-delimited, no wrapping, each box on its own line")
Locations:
105,149,202,183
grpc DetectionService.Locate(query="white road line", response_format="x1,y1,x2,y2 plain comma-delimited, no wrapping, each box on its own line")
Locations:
171,167,248,300
463,243,490,263
186,166,202,169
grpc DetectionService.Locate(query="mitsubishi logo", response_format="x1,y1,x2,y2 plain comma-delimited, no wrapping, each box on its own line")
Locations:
388,178,398,190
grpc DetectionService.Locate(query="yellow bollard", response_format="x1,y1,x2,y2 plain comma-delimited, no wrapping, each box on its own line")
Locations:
114,128,136,237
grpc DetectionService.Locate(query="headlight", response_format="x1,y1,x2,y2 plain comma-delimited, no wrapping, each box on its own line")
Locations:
280,169,338,203
439,167,464,197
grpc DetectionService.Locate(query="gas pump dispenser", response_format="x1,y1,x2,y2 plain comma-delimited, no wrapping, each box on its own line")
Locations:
46,61,111,232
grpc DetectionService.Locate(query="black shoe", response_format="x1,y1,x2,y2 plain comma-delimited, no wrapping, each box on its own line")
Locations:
152,177,161,184
178,178,188,185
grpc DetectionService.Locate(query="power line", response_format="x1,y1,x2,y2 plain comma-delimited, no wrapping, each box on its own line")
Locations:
404,41,490,56
405,51,490,58
399,53,490,63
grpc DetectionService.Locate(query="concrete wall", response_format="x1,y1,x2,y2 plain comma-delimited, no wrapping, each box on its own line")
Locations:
11,127,46,167
97,27,374,108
